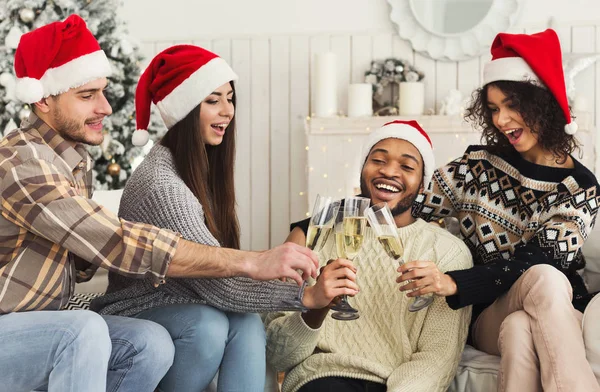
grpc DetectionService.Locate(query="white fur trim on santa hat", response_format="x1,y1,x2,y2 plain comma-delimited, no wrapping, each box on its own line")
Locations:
156,57,238,129
483,57,541,86
15,50,112,103
15,77,44,103
132,129,150,146
360,124,435,188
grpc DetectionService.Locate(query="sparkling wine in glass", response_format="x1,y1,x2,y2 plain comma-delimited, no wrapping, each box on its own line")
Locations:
282,195,339,307
333,210,347,261
331,196,370,320
366,202,433,312
306,224,333,252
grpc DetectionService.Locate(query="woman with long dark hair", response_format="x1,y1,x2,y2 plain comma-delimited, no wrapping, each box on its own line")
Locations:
91,45,358,392
409,30,600,391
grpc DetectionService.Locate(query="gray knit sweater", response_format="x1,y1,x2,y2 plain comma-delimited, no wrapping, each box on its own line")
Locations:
90,144,302,317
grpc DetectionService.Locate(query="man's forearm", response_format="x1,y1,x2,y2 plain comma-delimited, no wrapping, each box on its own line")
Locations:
167,238,250,278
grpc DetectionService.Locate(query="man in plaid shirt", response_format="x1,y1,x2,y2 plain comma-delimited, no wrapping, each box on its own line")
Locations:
0,15,323,392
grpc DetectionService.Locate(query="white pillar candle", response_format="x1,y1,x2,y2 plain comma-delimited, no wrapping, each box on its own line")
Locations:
313,53,337,117
398,81,425,116
347,83,373,117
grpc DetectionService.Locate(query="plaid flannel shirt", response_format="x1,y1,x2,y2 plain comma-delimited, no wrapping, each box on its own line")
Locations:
0,113,180,314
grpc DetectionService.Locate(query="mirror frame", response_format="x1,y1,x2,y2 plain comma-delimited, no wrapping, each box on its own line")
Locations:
386,0,522,62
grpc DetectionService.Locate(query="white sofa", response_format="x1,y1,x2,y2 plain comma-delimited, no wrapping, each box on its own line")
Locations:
84,190,600,392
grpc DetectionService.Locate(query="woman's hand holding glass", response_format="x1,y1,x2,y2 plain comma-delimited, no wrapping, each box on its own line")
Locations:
397,261,458,297
366,202,433,312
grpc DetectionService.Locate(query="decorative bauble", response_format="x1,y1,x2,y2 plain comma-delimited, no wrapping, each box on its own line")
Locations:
405,71,420,83
107,162,121,176
6,26,23,50
0,72,14,87
19,8,35,23
19,107,31,121
120,39,134,56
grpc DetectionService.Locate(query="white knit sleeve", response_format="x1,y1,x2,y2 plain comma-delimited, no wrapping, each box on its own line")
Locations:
264,311,322,372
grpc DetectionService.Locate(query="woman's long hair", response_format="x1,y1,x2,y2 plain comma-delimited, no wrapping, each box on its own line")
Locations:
160,82,240,249
464,80,579,162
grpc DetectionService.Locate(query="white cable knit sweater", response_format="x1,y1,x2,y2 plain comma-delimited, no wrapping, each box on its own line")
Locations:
265,219,473,392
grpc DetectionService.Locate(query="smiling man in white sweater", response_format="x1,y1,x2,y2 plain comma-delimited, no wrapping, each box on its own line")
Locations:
265,120,473,392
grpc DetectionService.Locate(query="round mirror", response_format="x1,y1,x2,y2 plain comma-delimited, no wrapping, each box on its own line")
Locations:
387,0,522,61
410,0,494,35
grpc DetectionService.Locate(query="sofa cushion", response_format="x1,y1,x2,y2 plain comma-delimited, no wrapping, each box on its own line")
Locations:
91,189,123,215
64,292,102,310
583,294,600,385
448,345,500,392
582,222,600,293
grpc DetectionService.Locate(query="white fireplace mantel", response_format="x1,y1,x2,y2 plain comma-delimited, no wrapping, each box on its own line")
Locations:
304,113,596,211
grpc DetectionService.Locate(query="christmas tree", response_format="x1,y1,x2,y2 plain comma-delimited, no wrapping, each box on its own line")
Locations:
0,0,164,189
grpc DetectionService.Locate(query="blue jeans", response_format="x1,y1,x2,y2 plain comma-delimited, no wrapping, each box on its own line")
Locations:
0,310,174,392
136,304,266,392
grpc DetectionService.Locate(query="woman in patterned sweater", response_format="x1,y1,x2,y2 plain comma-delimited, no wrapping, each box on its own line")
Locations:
410,30,600,391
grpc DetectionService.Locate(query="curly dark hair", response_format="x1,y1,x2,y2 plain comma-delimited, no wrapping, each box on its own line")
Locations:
464,80,579,162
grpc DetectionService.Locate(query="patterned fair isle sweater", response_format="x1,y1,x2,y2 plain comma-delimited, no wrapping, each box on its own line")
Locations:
265,219,473,392
91,144,303,316
412,145,600,324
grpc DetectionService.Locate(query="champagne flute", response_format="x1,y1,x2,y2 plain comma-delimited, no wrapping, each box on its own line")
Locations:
333,209,347,263
331,196,370,320
284,195,339,307
366,202,433,312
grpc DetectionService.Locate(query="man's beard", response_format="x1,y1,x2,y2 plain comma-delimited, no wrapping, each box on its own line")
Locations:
52,106,102,146
360,175,419,216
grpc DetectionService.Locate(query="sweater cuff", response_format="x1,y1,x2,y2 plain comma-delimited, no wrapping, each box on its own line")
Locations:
286,312,323,341
446,269,490,309
278,283,309,312
150,228,181,286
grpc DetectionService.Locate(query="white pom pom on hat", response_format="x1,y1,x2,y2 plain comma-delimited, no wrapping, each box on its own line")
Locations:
132,129,150,147
564,122,578,135
15,77,44,103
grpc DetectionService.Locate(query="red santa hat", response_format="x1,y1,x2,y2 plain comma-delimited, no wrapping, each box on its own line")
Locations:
13,14,112,103
483,29,577,135
360,120,435,188
132,45,238,146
